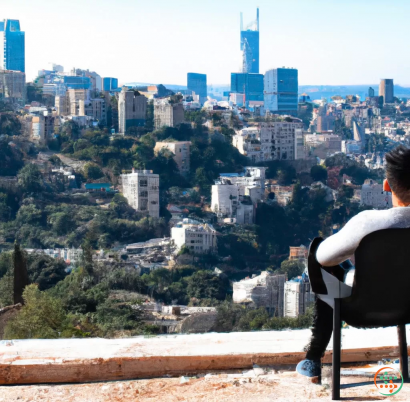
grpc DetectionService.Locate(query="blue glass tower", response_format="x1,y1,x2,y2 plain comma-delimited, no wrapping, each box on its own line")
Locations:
63,76,91,90
187,73,207,104
231,73,264,106
264,68,298,116
0,19,25,73
103,77,119,91
240,8,259,74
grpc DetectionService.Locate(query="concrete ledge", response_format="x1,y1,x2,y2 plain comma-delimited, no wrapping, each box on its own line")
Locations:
1,327,408,385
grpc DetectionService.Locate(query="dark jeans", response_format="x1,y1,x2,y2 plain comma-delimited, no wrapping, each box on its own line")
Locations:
305,264,348,361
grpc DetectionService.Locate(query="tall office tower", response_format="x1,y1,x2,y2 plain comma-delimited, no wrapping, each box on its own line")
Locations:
231,72,264,107
118,88,147,133
103,77,118,91
368,87,375,97
240,8,259,74
121,169,159,218
264,68,298,116
379,79,394,104
0,20,25,72
187,73,207,104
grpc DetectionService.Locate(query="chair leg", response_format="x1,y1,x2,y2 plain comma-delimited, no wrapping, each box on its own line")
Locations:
332,298,341,400
397,325,409,380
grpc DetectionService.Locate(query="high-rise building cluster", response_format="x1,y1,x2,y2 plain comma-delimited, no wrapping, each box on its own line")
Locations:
222,8,300,116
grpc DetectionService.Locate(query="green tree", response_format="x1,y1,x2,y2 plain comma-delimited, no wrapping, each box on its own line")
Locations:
0,251,12,279
0,193,11,221
0,112,21,136
51,212,75,235
297,102,313,129
27,254,68,291
17,164,44,193
61,120,80,140
277,166,296,185
0,136,24,175
16,204,44,226
186,271,228,301
94,298,144,336
145,100,154,132
194,167,212,193
0,269,13,307
214,302,246,332
310,165,328,182
236,307,270,331
4,284,70,339
83,163,104,180
81,239,95,276
13,242,29,305
277,259,305,280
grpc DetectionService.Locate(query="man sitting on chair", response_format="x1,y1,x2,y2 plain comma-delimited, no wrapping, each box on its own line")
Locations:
297,145,410,378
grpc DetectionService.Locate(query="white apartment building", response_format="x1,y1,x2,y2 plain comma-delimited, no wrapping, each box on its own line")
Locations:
304,133,342,158
55,95,70,116
25,248,83,264
171,218,217,254
260,121,303,161
211,183,254,224
67,88,90,115
211,167,266,224
121,169,160,218
154,141,191,176
154,99,184,129
360,179,392,209
232,121,304,162
219,167,266,204
232,127,262,163
233,271,287,316
284,276,314,318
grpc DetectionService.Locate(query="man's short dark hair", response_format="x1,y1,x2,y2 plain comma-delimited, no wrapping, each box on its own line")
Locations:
385,145,410,203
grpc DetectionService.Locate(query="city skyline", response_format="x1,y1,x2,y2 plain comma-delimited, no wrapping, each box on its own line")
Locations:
1,0,410,86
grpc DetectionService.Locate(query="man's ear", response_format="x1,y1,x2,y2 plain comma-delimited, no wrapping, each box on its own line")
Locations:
383,179,392,192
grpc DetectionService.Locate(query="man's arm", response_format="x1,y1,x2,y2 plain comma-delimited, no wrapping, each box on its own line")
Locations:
316,210,384,267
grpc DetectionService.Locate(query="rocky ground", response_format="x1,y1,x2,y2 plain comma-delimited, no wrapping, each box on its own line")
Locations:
1,365,408,402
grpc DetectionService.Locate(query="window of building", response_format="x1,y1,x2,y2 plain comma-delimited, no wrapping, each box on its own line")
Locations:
140,179,148,187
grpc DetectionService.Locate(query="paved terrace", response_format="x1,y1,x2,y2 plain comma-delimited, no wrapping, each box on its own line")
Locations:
1,327,410,400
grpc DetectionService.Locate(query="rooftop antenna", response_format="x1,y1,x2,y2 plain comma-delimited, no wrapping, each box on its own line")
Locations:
257,7,259,31
240,12,243,32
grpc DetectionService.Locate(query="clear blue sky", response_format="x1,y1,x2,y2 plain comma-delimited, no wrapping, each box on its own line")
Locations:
2,0,409,86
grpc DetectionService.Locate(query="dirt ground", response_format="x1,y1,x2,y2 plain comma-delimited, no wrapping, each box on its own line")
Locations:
1,367,409,402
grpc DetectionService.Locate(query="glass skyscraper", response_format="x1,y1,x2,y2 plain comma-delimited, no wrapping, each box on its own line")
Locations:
187,73,207,104
231,73,264,106
0,19,25,73
264,68,298,116
103,77,119,91
240,8,259,74
63,76,91,90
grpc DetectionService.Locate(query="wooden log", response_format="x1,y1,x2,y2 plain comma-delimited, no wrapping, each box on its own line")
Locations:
0,345,406,385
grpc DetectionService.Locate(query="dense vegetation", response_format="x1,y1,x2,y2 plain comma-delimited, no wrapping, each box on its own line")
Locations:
0,103,383,338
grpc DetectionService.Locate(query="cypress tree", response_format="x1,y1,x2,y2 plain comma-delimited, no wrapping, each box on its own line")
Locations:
13,241,29,305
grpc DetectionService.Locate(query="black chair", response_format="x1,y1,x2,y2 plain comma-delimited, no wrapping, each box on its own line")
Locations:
308,229,410,400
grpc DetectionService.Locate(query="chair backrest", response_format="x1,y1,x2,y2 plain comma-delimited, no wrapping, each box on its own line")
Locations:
342,228,410,327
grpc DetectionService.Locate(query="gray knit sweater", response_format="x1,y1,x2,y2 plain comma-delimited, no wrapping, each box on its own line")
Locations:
316,206,410,266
